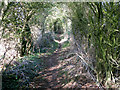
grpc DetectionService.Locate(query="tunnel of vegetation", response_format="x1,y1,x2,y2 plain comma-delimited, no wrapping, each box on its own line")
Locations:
53,18,64,34
0,1,119,89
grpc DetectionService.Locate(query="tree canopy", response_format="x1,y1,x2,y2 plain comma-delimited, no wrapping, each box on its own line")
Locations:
0,1,119,89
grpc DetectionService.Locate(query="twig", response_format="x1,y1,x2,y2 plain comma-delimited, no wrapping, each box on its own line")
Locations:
0,51,7,61
76,52,104,89
4,56,15,72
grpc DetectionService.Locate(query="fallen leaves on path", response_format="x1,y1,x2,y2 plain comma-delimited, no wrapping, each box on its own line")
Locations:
29,48,99,89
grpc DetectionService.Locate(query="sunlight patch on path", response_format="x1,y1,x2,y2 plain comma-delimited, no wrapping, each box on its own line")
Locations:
48,64,62,71
29,47,98,89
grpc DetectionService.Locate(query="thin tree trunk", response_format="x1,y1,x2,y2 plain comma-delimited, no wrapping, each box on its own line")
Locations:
0,0,8,24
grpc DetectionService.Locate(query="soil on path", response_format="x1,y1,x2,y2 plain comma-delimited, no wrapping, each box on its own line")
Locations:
29,48,97,89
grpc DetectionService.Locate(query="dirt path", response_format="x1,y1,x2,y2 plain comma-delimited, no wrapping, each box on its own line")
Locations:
29,48,97,89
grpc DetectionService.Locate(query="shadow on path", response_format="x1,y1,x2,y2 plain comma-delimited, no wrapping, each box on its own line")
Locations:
29,48,97,89
2,47,97,89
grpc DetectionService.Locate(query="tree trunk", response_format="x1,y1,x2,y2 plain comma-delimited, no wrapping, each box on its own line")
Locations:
20,24,32,56
0,0,8,24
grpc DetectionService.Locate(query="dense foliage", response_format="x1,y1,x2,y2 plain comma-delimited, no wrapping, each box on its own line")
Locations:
69,2,120,86
1,2,53,56
0,1,119,88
